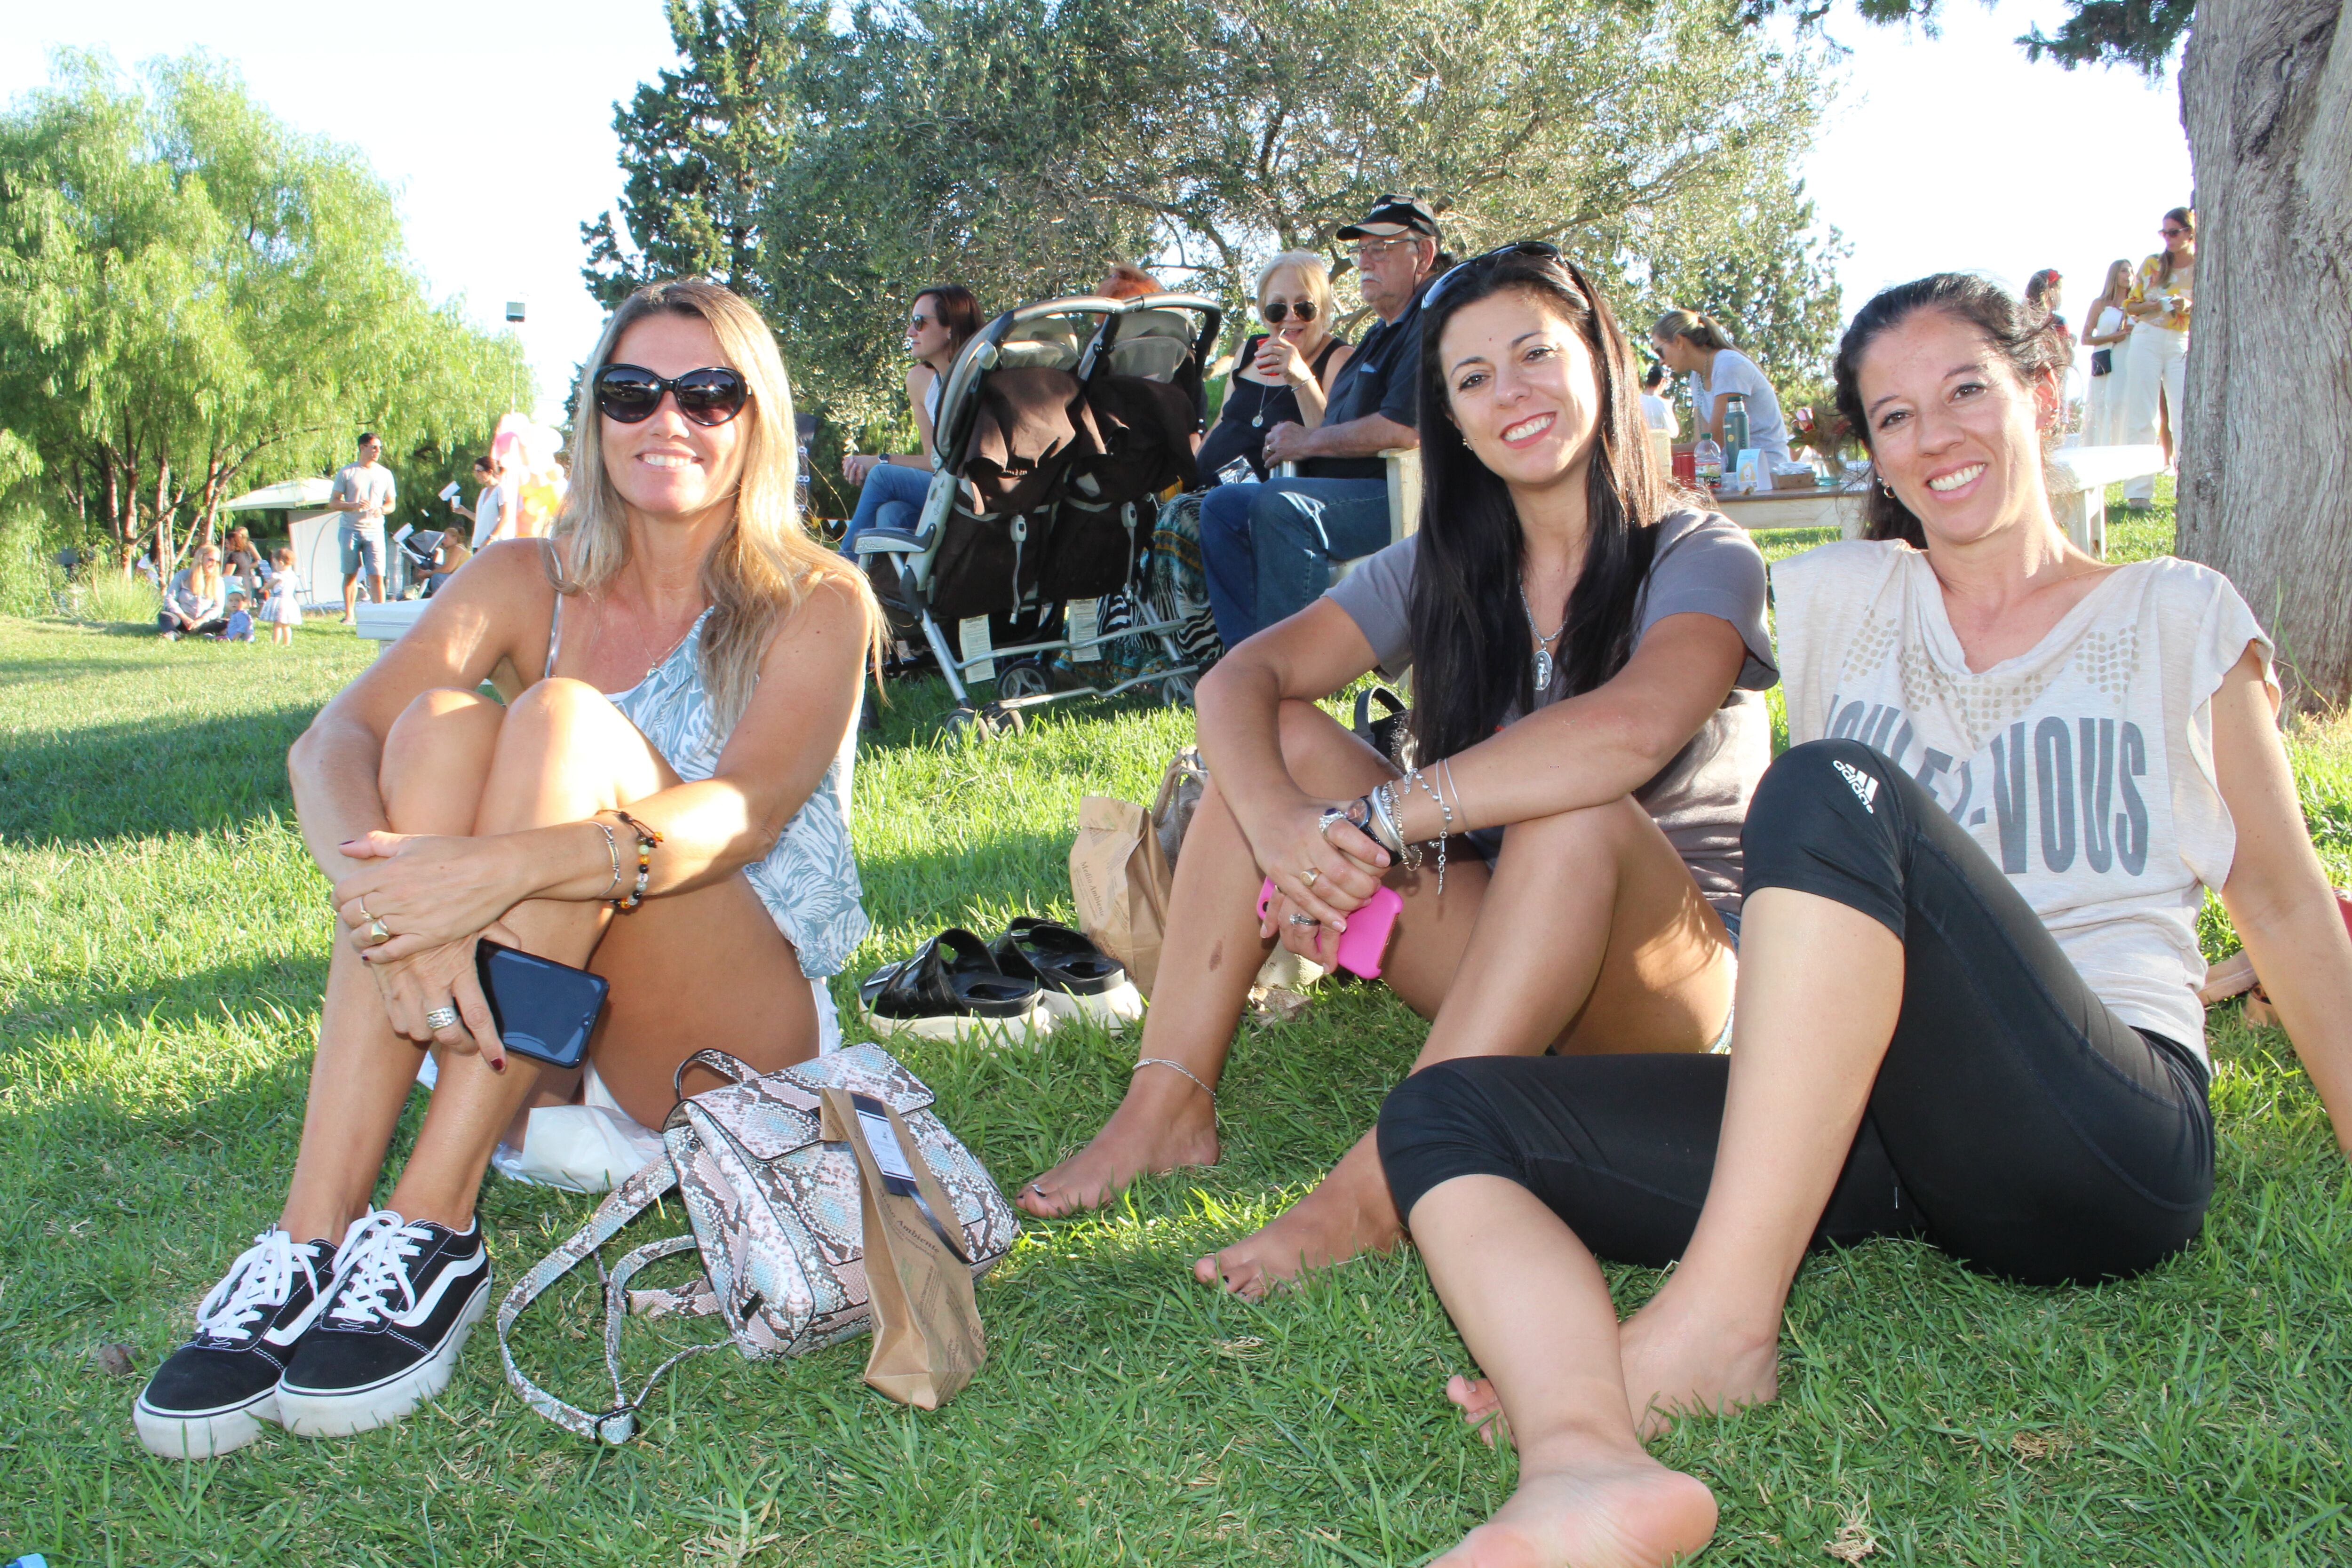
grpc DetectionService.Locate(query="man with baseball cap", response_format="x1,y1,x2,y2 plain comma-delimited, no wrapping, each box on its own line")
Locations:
1200,194,1446,646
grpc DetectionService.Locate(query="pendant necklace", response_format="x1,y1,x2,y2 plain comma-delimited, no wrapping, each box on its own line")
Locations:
1518,580,1568,691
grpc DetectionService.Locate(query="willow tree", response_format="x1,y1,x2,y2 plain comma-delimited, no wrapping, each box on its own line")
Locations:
0,53,525,571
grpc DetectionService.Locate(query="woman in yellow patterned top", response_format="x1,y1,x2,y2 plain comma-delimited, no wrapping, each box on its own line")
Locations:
2117,206,2193,509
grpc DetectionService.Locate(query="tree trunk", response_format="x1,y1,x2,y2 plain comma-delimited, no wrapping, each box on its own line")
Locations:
2178,0,2352,707
152,455,175,574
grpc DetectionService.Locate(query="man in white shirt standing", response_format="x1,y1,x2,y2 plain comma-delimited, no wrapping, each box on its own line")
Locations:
328,431,397,622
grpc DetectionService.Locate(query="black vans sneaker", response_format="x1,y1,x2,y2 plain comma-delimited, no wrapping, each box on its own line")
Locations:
275,1210,491,1438
135,1228,336,1458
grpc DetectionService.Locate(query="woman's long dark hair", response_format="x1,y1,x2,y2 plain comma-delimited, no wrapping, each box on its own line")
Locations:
1406,250,1677,766
915,284,984,360
1831,272,2070,548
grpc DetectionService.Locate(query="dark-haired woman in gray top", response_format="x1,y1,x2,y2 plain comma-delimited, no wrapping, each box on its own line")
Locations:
1016,244,1777,1299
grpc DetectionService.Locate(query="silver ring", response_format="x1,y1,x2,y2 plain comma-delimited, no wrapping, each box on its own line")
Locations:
1287,912,1320,927
363,918,392,947
354,895,375,922
1317,807,1349,840
424,1006,460,1030
1300,867,1320,888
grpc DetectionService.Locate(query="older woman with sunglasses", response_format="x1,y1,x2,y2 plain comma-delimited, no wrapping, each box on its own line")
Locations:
133,279,882,1459
1198,252,1354,485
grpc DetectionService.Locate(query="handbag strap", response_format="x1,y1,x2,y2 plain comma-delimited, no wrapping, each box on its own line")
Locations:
671,1047,756,1100
496,1155,720,1445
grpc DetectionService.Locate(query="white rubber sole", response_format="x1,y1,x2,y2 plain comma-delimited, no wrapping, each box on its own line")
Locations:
1038,980,1146,1033
858,999,1057,1045
276,1276,491,1439
134,1387,276,1460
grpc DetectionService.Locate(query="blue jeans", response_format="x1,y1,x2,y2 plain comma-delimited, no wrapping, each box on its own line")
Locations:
1199,477,1392,645
841,462,934,556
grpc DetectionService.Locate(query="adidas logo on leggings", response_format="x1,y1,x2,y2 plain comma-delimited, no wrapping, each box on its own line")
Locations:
1834,759,1880,813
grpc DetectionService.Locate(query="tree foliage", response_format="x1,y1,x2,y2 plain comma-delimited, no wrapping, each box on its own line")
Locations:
0,52,528,572
590,0,1848,443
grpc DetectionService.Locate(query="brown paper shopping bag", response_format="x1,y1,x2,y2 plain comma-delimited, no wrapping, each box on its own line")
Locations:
1070,794,1172,996
820,1087,986,1409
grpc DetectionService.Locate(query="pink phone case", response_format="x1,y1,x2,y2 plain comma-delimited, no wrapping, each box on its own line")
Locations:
1258,877,1404,978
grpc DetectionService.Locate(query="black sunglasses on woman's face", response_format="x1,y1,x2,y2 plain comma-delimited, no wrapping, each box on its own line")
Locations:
1262,299,1317,324
593,363,750,426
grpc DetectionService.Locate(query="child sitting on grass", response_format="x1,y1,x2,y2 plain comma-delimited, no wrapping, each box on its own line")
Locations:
223,589,254,642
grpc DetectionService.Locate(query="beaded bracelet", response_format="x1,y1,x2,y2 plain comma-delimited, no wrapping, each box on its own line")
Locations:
606,809,665,912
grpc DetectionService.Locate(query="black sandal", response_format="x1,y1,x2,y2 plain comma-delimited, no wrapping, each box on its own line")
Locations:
857,928,1055,1042
989,918,1145,1031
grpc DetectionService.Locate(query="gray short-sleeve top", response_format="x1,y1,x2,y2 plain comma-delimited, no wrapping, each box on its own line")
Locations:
1324,509,1779,912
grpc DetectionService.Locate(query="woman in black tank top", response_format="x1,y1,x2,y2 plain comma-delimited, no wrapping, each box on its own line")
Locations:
1199,253,1354,483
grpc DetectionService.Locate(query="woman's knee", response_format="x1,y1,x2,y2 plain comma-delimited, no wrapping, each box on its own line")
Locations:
1502,793,1647,863
1377,1060,1519,1227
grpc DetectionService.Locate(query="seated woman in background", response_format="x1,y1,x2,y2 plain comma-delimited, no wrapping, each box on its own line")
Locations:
1379,272,2352,1568
425,519,471,597
1651,308,1790,466
839,284,983,555
1198,252,1354,484
158,544,229,640
222,525,266,600
1021,245,1778,1300
135,277,882,1459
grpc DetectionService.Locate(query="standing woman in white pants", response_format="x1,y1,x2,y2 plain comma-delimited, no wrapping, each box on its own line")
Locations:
2079,259,2134,447
2119,208,2194,509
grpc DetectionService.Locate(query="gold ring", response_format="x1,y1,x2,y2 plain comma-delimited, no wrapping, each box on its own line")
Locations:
364,918,392,946
1299,868,1319,888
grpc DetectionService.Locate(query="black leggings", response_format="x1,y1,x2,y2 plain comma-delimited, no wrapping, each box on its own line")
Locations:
1378,739,2215,1287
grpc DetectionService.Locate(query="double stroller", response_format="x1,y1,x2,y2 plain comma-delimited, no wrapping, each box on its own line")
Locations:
853,292,1223,738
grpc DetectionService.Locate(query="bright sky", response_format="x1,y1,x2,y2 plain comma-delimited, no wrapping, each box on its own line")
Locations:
1,0,2192,424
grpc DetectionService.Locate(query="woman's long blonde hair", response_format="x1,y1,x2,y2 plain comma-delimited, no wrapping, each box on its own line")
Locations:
554,278,881,732
188,546,222,603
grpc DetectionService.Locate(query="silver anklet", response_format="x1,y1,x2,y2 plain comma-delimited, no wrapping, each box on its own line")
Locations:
1133,1057,1216,1102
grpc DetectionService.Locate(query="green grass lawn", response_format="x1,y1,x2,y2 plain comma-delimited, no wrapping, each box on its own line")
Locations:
4,506,2349,1565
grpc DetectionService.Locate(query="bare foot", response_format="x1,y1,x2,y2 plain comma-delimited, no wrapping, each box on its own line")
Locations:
1617,1297,1780,1441
1447,1373,1512,1450
1017,1068,1217,1218
1432,1448,1717,1568
1192,1137,1399,1299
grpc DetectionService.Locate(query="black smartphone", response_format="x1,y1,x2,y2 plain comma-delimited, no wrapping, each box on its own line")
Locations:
474,940,609,1070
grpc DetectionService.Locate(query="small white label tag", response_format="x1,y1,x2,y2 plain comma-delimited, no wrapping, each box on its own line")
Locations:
1068,597,1101,662
857,1106,918,1184
957,615,996,683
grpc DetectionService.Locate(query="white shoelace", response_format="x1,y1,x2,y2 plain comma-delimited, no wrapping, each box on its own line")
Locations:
194,1228,321,1340
327,1211,432,1328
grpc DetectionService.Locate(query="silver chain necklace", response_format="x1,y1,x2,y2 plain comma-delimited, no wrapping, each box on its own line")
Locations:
1518,580,1568,691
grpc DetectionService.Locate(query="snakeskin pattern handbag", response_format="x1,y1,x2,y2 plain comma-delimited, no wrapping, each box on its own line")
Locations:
497,1042,1019,1442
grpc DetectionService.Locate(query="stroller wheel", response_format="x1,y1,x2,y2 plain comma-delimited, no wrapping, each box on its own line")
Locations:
941,706,985,745
980,700,1027,737
996,660,1054,702
1159,674,1196,708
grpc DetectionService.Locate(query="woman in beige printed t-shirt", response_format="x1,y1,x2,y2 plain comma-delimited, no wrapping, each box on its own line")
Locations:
1376,272,2352,1568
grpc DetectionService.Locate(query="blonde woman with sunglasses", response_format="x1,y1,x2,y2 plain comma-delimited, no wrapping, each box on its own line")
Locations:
134,278,882,1458
1199,252,1355,484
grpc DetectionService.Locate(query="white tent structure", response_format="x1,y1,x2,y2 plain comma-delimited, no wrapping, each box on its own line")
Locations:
221,478,342,609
